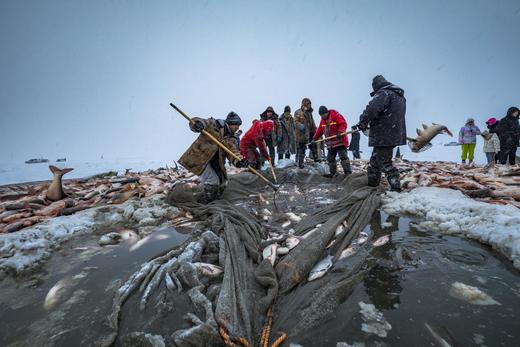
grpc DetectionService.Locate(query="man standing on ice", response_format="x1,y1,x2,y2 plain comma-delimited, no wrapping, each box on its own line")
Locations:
179,112,248,202
497,106,520,165
357,75,406,192
312,106,352,177
294,98,319,168
260,106,282,164
239,120,275,170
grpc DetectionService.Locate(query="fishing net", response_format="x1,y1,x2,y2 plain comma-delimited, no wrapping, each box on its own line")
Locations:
105,165,381,346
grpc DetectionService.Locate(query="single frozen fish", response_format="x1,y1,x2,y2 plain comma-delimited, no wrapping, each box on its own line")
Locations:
261,208,272,216
308,255,333,281
424,322,452,347
339,246,357,260
357,235,368,245
335,224,345,237
286,212,302,224
277,247,289,255
193,262,223,278
285,236,300,250
449,282,501,306
282,220,292,228
373,235,390,247
263,244,278,266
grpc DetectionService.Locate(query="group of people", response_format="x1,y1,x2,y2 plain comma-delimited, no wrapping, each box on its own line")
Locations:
179,75,407,202
458,106,520,166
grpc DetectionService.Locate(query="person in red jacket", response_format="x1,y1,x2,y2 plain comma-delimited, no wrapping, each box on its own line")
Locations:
240,120,274,169
313,106,352,177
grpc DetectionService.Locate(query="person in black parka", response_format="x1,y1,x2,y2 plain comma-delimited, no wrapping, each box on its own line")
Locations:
357,75,407,191
349,126,361,159
497,106,520,165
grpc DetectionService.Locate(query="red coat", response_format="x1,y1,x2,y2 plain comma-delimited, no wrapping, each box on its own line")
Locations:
240,120,273,159
312,110,349,148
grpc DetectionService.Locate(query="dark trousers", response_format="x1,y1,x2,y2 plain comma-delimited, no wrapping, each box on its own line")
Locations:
308,137,318,161
296,142,306,167
351,149,361,159
499,145,517,165
368,146,400,188
278,152,291,160
327,145,351,175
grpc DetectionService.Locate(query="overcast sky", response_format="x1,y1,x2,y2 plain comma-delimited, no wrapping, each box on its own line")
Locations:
1,0,519,164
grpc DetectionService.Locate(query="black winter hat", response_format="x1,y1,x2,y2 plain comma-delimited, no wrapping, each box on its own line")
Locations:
225,111,242,125
284,105,291,113
318,106,329,115
506,106,520,117
371,75,391,93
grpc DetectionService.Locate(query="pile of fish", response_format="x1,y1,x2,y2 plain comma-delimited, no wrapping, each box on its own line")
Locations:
0,164,196,234
393,160,520,208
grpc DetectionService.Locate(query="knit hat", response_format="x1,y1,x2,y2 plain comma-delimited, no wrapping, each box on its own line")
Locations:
284,105,291,113
466,118,475,124
225,112,242,125
318,106,329,116
485,117,497,125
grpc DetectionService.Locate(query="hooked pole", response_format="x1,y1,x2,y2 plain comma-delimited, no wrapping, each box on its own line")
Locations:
307,128,361,146
169,103,279,191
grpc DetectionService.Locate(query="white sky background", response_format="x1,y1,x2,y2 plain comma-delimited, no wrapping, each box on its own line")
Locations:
1,0,519,165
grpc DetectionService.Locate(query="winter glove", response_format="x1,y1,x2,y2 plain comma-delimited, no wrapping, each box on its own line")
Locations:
336,134,343,142
356,123,368,131
236,158,249,168
276,136,283,144
192,120,205,133
298,124,305,133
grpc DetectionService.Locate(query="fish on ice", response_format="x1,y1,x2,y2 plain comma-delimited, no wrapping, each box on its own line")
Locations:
308,255,333,281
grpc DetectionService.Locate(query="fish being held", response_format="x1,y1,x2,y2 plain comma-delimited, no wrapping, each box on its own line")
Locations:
46,165,73,201
407,123,453,153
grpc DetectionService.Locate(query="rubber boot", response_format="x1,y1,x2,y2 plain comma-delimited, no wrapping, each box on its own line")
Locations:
285,153,290,159
387,172,402,192
278,153,284,161
367,166,381,187
341,159,352,176
324,161,337,178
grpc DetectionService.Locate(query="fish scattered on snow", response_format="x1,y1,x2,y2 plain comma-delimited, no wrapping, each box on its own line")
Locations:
263,244,278,266
98,232,122,246
357,232,369,245
449,282,501,305
308,255,333,281
277,247,289,255
282,220,292,228
335,224,345,237
339,246,357,260
373,235,390,247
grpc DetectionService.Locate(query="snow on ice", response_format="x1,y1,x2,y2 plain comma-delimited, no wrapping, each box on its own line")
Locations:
382,187,520,269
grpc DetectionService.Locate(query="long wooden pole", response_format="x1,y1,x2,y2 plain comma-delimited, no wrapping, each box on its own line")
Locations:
307,128,360,146
269,159,278,184
170,103,279,190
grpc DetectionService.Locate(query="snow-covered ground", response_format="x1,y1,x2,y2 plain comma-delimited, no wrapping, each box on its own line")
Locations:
0,158,174,185
382,187,520,269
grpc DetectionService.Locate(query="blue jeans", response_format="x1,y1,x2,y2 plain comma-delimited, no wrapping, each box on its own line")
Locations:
485,152,496,164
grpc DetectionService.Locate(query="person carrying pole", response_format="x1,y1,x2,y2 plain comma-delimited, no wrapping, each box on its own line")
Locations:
312,106,352,177
178,111,249,203
240,120,275,170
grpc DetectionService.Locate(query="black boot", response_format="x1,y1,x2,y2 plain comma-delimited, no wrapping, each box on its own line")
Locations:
367,166,381,187
341,159,352,176
387,173,402,192
278,153,284,161
324,162,337,178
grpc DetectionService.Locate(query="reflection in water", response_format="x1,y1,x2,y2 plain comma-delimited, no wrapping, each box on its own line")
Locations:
364,211,403,310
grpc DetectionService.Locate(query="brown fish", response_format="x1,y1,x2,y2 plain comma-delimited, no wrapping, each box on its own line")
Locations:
46,165,73,201
408,123,453,153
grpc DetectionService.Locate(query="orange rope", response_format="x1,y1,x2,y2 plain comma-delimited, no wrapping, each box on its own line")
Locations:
270,332,287,347
219,326,250,347
261,308,273,347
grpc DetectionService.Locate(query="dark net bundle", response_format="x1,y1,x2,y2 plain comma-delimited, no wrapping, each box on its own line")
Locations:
166,174,279,346
275,173,380,293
